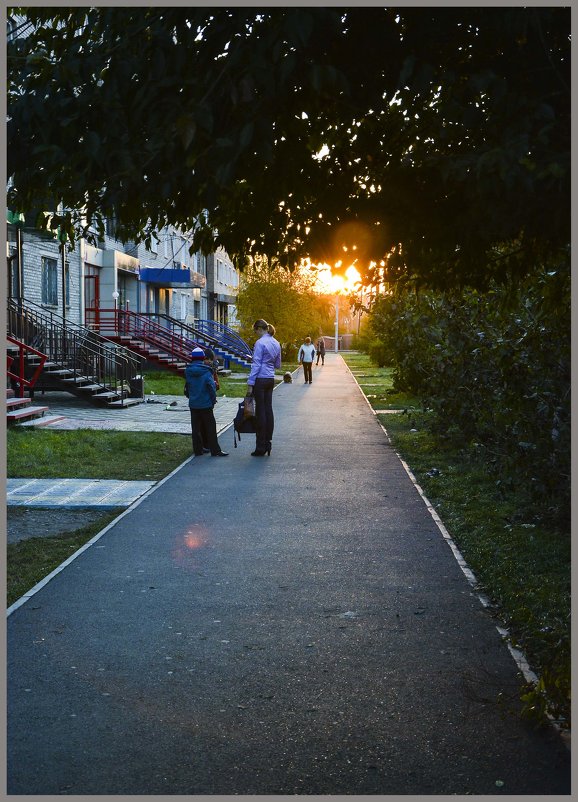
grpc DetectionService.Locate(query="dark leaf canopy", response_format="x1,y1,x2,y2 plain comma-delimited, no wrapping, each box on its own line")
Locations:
7,7,570,288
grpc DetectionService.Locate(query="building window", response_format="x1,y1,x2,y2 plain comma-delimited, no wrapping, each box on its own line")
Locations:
41,257,69,306
105,215,119,239
41,257,58,305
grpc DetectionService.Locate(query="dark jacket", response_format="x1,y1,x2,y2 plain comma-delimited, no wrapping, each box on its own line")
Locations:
185,362,217,409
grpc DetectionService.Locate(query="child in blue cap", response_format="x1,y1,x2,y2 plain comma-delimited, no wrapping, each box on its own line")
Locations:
184,347,228,457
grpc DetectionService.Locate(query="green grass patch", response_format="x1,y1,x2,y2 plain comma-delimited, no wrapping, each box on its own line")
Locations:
342,352,570,728
143,370,250,398
7,510,121,607
7,428,192,481
344,353,421,409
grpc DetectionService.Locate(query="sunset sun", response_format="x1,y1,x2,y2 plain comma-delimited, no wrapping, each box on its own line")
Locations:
308,262,362,294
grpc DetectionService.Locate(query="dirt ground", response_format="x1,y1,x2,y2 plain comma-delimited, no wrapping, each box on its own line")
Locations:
6,507,120,545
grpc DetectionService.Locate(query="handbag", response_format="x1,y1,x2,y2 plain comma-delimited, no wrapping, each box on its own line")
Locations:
233,400,258,447
243,393,256,419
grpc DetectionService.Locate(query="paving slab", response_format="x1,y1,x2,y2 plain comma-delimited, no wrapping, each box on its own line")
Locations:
7,355,570,795
7,478,156,507
28,391,240,434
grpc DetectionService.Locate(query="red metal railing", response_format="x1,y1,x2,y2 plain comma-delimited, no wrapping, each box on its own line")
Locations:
94,309,197,365
7,336,47,398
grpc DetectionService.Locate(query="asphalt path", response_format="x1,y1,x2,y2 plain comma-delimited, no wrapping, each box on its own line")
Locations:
7,354,570,794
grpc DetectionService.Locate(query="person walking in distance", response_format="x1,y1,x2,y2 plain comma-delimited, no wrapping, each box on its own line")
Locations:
184,347,228,457
298,336,316,384
316,337,326,366
246,319,282,456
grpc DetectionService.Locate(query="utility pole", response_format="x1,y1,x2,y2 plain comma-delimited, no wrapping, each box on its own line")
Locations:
334,293,339,353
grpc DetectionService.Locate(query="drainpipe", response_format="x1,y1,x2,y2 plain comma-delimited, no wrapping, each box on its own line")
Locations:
61,238,67,330
16,223,23,315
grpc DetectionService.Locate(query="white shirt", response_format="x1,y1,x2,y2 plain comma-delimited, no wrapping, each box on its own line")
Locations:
298,343,316,362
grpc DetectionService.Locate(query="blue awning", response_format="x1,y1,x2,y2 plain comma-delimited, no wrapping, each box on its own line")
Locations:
139,267,206,288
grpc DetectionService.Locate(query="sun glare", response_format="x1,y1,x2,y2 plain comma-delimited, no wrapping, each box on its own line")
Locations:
310,263,362,294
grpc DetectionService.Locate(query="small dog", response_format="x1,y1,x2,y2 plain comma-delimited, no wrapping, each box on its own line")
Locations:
283,371,293,383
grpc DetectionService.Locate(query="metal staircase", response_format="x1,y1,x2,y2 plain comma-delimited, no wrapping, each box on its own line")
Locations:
7,299,145,408
96,310,253,375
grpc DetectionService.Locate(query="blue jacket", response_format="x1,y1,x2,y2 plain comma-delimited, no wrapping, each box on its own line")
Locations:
185,362,217,409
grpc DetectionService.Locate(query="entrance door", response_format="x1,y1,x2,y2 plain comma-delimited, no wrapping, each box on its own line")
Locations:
159,288,170,327
84,271,100,329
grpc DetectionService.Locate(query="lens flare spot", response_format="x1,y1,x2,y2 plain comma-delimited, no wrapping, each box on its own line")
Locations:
185,532,205,550
171,525,209,571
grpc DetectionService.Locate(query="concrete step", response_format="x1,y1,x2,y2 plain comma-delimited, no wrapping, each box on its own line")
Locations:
107,398,143,408
60,376,97,385
77,384,104,392
7,397,32,410
16,414,67,428
44,368,74,377
7,405,49,423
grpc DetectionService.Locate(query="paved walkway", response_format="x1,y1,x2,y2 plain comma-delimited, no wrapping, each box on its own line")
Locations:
7,355,570,795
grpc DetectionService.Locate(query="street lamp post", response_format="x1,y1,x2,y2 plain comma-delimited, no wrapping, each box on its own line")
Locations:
112,290,120,335
334,293,339,353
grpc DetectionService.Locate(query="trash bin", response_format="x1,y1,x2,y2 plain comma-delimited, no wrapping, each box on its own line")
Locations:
129,375,144,398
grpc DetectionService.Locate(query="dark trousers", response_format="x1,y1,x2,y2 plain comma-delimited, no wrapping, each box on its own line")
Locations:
302,362,313,382
316,353,325,365
190,407,220,455
253,377,275,452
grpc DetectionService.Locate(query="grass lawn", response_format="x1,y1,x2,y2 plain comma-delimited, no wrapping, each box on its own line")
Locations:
341,351,570,729
7,428,192,480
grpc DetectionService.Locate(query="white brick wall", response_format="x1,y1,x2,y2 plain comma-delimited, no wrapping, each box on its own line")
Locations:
18,233,83,324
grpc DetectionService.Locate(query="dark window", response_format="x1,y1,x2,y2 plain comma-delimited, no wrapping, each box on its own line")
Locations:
41,257,58,305
41,257,70,306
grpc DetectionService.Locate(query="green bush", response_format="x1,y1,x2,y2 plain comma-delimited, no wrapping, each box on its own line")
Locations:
369,259,570,525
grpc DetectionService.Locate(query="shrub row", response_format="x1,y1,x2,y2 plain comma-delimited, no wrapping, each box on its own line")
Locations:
366,260,570,527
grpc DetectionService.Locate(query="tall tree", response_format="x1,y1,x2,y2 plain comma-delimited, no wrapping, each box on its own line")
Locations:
7,7,570,288
235,257,333,354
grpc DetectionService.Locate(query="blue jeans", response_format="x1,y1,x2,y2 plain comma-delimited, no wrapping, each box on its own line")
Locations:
252,377,275,452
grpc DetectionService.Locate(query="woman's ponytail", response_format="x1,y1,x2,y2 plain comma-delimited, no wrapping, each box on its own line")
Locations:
253,318,276,336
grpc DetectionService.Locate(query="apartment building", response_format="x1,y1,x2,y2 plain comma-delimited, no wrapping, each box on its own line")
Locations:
7,215,241,332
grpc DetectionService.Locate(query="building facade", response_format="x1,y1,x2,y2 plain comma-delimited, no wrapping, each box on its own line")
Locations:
7,218,241,333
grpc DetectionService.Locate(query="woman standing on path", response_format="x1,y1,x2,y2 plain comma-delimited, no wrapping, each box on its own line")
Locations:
246,319,282,456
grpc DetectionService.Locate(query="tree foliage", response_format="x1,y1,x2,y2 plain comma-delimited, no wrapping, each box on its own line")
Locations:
369,258,571,525
235,257,333,358
8,7,570,288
